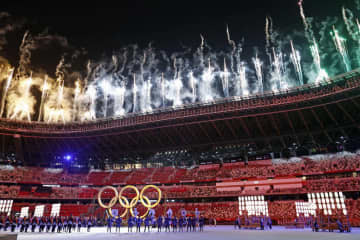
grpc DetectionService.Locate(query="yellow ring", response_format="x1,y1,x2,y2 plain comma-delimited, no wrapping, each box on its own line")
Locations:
129,195,151,219
97,186,118,209
140,196,151,219
139,185,162,209
106,196,129,218
118,185,139,209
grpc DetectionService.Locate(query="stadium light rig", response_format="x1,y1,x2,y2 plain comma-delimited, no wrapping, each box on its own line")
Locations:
238,195,269,216
307,192,347,216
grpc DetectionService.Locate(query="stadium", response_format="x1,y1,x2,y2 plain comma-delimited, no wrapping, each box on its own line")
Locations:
1,1,360,240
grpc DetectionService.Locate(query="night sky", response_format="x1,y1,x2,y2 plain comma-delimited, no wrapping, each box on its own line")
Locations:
1,0,358,62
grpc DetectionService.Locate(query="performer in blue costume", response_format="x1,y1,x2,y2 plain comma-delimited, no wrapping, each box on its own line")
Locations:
106,216,113,232
267,217,272,230
63,218,68,233
57,218,63,233
172,216,178,232
144,215,151,232
191,216,196,232
31,217,37,232
115,217,122,232
157,215,163,232
127,216,133,232
164,215,170,232
136,216,142,232
186,216,191,232
46,217,51,232
77,217,82,232
336,219,344,232
68,217,73,233
199,216,205,232
87,217,92,232
51,218,56,233
178,217,184,232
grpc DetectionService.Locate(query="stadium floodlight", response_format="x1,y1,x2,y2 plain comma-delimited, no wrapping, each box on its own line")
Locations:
0,200,13,216
50,203,61,217
34,205,45,217
20,207,29,218
240,195,267,216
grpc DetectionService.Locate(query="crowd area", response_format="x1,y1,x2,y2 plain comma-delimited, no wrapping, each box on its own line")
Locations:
0,154,359,227
1,177,360,200
0,154,359,200
0,154,359,186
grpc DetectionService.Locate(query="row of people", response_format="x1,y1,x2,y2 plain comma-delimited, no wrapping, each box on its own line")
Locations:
0,216,95,233
312,217,351,233
234,216,273,230
107,215,205,233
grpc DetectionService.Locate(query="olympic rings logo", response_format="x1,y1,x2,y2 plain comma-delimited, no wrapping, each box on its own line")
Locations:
97,185,162,219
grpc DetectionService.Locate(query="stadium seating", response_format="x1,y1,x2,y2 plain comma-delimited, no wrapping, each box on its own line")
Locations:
1,154,360,225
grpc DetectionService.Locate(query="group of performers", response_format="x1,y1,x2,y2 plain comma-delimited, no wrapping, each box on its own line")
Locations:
106,208,205,233
0,208,205,234
105,215,205,233
286,214,351,233
311,217,351,233
0,216,96,233
0,212,352,234
234,215,272,230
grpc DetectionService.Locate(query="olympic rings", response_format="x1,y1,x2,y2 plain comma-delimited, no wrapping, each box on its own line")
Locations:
140,185,162,209
98,186,118,209
97,185,162,219
118,185,139,209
